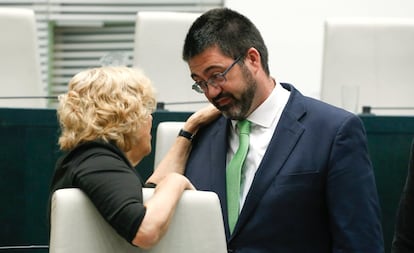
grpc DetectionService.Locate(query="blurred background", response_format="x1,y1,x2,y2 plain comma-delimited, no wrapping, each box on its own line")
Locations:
1,0,414,111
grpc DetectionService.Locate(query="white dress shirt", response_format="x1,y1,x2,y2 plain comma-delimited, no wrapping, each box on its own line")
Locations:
227,81,290,210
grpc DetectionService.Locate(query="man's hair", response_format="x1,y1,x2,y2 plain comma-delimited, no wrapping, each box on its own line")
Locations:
183,7,269,75
57,66,156,151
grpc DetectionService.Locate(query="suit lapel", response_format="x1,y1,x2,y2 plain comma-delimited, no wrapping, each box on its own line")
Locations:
205,118,232,236
231,83,307,237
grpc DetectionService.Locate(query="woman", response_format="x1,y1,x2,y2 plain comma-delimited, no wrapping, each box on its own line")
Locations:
49,66,219,249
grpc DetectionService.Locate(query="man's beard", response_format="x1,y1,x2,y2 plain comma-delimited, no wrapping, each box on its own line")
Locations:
214,65,257,120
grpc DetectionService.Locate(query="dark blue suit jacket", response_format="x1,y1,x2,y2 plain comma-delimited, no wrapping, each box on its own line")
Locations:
185,83,384,253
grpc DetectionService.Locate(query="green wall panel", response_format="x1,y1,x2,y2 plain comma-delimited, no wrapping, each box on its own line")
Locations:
360,115,414,253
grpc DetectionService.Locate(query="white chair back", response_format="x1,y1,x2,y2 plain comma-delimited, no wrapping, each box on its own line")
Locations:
0,8,45,108
49,188,227,253
133,11,208,111
320,18,414,115
153,121,185,169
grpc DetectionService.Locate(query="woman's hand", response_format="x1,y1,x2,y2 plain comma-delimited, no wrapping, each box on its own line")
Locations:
146,104,220,186
182,104,221,134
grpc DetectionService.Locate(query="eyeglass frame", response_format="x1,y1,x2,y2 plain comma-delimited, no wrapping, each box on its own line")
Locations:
192,55,242,94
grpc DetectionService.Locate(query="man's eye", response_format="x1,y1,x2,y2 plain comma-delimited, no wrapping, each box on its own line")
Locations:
208,73,221,81
196,81,207,86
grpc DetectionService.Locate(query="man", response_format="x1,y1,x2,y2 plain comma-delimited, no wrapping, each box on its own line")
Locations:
181,7,384,253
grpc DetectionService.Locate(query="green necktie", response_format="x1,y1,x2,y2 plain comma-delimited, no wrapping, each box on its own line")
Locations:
226,119,251,234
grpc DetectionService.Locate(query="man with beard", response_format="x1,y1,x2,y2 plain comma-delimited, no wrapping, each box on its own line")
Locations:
178,7,384,253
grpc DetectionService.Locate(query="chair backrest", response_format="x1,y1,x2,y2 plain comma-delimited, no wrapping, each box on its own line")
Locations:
0,8,45,108
133,11,208,111
320,18,414,115
153,121,185,169
49,188,227,253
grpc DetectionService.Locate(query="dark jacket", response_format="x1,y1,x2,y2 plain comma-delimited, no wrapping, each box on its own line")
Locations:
185,83,384,253
392,139,414,253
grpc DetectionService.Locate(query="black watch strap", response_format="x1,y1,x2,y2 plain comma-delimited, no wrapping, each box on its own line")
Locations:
178,129,194,141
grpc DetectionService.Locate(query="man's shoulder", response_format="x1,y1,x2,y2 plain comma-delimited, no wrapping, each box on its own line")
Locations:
192,116,228,146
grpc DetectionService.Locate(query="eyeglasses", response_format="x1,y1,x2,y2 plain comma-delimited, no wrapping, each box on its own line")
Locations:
192,56,242,94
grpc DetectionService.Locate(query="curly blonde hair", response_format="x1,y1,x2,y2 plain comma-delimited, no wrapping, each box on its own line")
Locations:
57,66,156,152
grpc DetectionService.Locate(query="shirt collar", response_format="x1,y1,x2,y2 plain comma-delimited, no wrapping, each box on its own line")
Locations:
248,80,290,128
231,80,290,129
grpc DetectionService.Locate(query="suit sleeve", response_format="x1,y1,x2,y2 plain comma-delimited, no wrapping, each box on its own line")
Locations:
327,114,384,252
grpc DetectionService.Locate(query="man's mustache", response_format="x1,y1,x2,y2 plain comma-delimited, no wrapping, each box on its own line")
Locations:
212,93,235,104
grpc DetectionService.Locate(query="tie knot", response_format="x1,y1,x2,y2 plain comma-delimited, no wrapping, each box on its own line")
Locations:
237,120,251,135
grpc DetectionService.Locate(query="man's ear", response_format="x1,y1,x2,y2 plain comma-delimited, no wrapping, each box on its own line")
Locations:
245,47,262,73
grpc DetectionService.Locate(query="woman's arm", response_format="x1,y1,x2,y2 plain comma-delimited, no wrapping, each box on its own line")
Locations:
132,173,194,248
133,105,220,248
146,105,220,184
